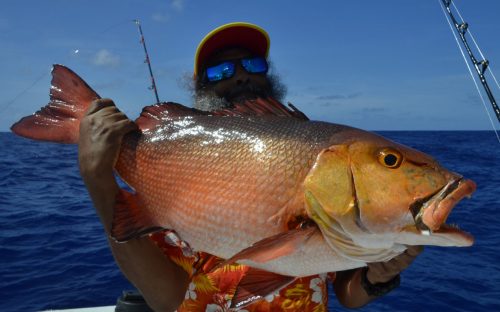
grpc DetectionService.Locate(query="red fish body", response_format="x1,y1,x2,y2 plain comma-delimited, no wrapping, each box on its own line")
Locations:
12,65,476,279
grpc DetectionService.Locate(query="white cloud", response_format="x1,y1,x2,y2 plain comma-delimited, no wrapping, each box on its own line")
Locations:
171,0,185,12
152,12,170,23
92,49,120,67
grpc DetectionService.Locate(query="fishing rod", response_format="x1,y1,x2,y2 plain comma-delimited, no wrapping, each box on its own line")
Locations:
134,19,161,104
440,0,500,124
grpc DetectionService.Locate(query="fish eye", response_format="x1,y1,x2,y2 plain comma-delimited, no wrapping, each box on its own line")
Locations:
378,148,403,169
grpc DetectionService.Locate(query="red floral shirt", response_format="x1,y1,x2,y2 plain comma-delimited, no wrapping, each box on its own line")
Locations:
150,231,335,312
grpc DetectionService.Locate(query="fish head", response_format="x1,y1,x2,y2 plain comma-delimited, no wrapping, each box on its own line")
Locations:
304,129,475,262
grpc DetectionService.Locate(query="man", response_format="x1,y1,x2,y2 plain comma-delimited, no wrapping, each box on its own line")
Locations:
78,22,422,311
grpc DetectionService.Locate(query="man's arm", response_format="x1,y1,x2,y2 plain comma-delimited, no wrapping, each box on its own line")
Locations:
78,99,189,312
334,245,423,308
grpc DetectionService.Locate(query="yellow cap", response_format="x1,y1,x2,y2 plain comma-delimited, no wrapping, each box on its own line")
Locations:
194,22,270,79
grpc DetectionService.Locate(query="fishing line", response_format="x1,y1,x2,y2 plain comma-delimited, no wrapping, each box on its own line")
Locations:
0,68,51,115
438,0,500,143
0,19,133,116
451,1,500,91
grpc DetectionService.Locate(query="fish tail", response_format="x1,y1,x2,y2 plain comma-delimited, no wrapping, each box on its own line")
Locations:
10,64,101,144
111,189,165,242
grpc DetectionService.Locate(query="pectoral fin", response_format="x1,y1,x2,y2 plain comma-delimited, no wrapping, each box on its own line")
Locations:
213,224,318,271
111,189,165,242
231,268,295,309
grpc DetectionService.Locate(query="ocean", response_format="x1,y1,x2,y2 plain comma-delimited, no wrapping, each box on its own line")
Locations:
0,131,499,312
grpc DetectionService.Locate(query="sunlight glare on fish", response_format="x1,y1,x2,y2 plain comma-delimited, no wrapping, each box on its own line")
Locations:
165,125,206,141
252,140,266,153
173,117,195,128
50,85,62,93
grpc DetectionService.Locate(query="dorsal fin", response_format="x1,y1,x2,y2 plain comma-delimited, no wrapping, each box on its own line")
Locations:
213,97,309,120
135,102,208,131
135,97,309,131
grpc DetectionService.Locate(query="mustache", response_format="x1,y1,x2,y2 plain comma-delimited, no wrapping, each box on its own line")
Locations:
224,82,270,101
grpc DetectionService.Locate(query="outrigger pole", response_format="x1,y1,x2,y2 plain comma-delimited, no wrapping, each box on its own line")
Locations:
134,19,160,104
440,0,500,123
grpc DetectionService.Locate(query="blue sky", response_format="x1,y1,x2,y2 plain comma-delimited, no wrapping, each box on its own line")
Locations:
1,0,499,131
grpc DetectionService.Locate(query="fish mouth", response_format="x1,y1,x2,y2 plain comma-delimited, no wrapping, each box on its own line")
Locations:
412,178,476,234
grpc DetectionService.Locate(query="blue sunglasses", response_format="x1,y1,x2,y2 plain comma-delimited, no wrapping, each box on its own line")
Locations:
205,57,268,82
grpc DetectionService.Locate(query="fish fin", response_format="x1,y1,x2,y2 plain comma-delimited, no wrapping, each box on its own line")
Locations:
213,224,318,271
213,97,309,120
11,64,101,143
396,226,474,247
162,230,196,257
231,268,295,309
135,102,209,131
134,97,308,131
111,189,164,242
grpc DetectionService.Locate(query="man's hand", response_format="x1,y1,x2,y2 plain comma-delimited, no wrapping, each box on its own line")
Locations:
78,98,137,179
334,245,423,308
366,245,424,284
78,98,137,232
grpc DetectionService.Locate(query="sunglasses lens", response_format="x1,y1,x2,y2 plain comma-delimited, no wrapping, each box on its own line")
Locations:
206,62,235,82
241,57,268,74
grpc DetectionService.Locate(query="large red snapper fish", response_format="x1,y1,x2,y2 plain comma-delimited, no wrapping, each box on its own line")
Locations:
12,65,475,291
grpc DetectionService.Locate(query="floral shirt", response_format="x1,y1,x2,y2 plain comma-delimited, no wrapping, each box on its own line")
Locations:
150,231,335,312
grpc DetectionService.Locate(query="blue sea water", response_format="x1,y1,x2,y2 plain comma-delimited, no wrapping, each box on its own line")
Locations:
0,131,499,312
